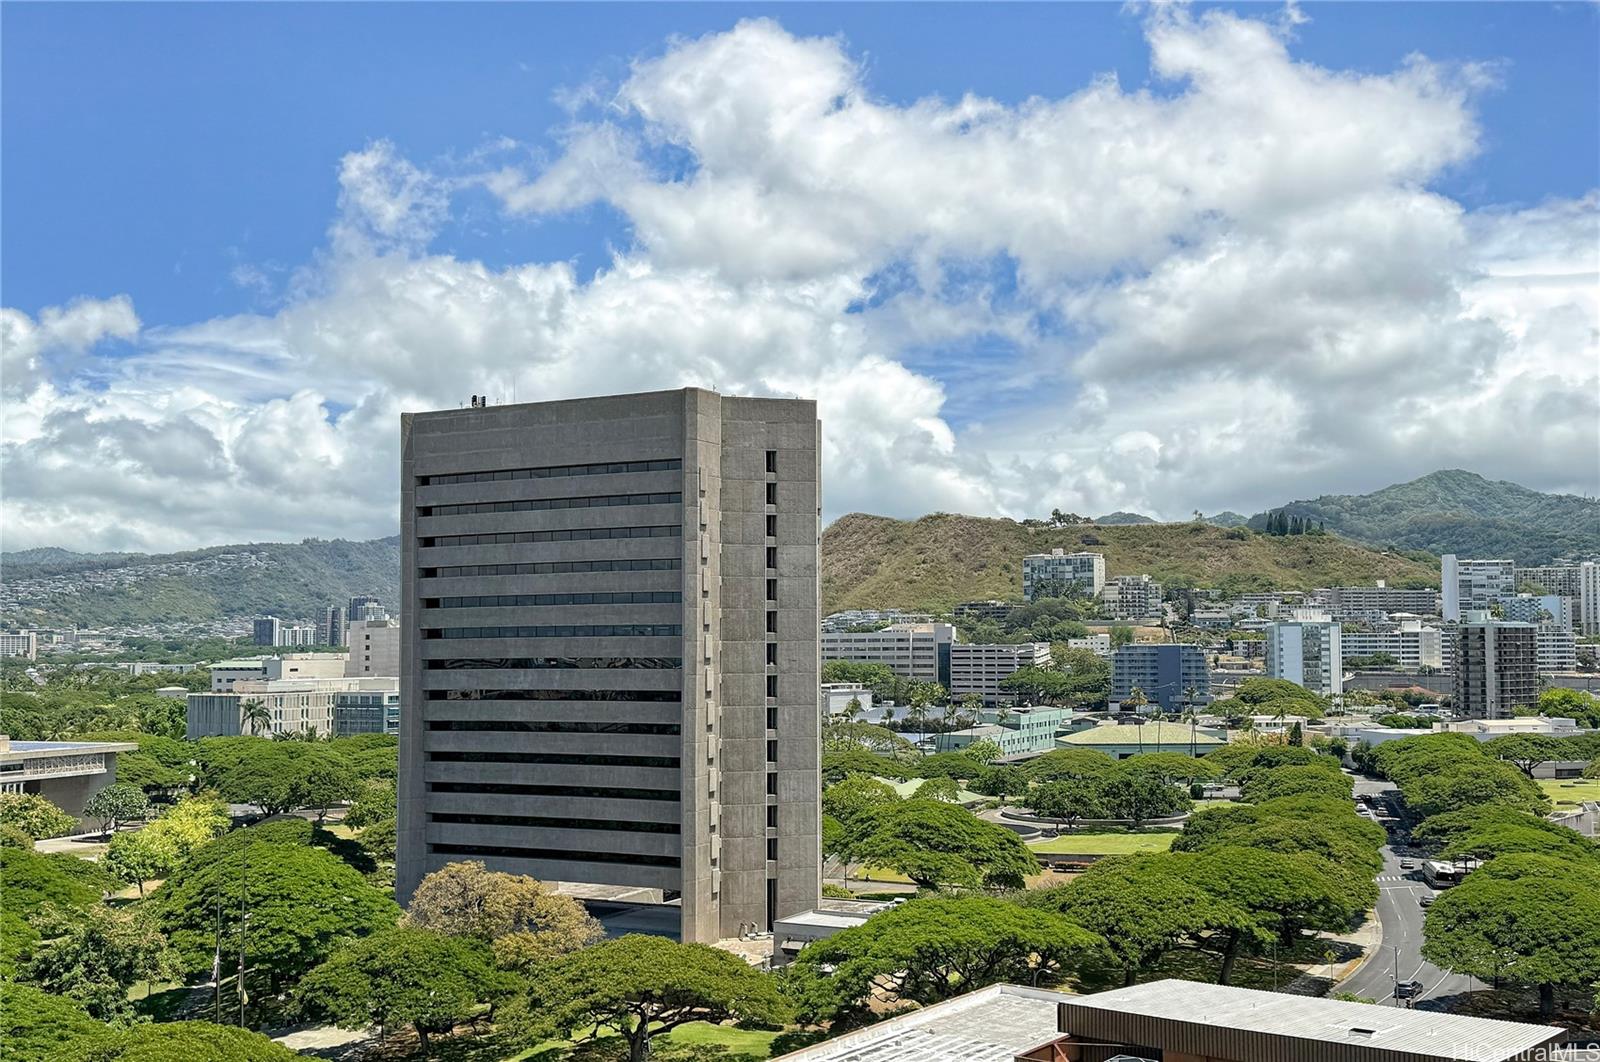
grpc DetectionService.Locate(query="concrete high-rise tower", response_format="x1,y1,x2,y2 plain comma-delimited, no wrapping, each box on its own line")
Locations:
396,388,821,943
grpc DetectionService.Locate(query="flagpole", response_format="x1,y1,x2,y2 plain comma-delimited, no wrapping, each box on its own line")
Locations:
213,899,222,1024
238,856,249,1027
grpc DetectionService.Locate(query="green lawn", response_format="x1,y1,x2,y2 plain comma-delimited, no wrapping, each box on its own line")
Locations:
1029,833,1177,855
513,1021,783,1060
1541,778,1600,808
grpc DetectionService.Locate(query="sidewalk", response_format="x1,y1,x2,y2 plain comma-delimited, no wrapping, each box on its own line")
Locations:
1310,909,1383,986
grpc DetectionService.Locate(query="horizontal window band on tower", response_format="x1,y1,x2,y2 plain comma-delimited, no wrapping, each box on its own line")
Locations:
428,842,680,869
425,689,682,702
426,657,682,670
425,592,682,609
428,720,680,735
419,492,682,517
421,525,680,548
422,558,682,578
429,812,681,835
428,751,680,768
428,625,683,640
429,781,680,802
420,458,682,486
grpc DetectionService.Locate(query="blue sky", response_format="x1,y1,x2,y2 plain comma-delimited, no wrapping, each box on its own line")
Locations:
2,3,1596,551
5,3,1595,326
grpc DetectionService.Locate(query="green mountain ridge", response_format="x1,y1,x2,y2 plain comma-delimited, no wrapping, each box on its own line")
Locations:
1244,470,1598,565
820,512,1437,614
2,538,401,629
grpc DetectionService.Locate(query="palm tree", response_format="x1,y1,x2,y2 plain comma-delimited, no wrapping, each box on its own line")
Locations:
240,698,271,737
843,696,864,723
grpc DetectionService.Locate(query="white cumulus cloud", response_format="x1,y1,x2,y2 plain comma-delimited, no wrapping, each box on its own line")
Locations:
2,8,1595,553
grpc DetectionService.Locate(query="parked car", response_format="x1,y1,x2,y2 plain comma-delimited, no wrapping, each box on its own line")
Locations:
1419,893,1435,908
1400,859,1416,871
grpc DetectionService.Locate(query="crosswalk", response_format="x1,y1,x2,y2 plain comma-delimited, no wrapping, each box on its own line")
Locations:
1378,873,1413,883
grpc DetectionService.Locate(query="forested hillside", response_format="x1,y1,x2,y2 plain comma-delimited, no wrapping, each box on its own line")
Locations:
1246,470,1597,565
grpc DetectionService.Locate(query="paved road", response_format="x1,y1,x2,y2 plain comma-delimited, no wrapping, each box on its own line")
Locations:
1339,778,1477,1010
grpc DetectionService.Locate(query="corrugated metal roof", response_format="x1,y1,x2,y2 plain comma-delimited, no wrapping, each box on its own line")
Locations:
1059,980,1562,1062
772,985,1070,1062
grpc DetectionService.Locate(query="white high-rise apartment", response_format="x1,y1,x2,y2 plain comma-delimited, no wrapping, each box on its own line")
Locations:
1535,623,1577,674
0,632,38,660
1582,562,1600,637
1103,575,1163,620
1441,555,1516,622
1339,620,1444,670
1022,549,1106,601
1265,612,1343,696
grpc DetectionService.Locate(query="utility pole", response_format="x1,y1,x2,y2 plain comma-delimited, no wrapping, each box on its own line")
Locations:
1393,944,1401,1006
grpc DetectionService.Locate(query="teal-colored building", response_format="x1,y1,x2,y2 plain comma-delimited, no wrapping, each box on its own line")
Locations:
939,705,1079,758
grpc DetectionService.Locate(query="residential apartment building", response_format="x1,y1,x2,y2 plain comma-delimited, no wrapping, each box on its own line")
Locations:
1581,561,1600,637
1312,583,1440,621
0,631,38,660
1454,613,1538,719
1021,549,1105,601
819,608,931,633
1536,622,1577,674
251,617,317,647
821,622,955,686
187,676,398,738
333,690,402,736
252,617,281,646
1441,555,1516,622
1265,613,1343,696
348,596,388,623
1339,620,1445,671
1102,575,1162,621
951,600,1013,625
1066,633,1111,656
346,617,400,677
1110,644,1209,711
397,388,821,944
948,642,1052,705
1502,593,1572,626
322,605,347,647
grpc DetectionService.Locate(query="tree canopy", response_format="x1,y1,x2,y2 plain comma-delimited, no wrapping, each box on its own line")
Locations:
20,902,174,1022
843,798,1038,890
1414,804,1600,865
788,896,1100,1021
514,935,792,1062
401,859,602,972
0,794,77,841
153,829,399,991
1025,854,1238,986
1423,855,1600,1019
1,983,101,1062
299,926,506,1052
58,1022,300,1062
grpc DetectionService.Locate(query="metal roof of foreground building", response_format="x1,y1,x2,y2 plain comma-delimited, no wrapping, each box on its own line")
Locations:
772,984,1070,1062
1055,979,1564,1062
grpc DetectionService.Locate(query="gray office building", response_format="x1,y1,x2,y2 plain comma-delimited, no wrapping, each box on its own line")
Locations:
397,388,821,944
